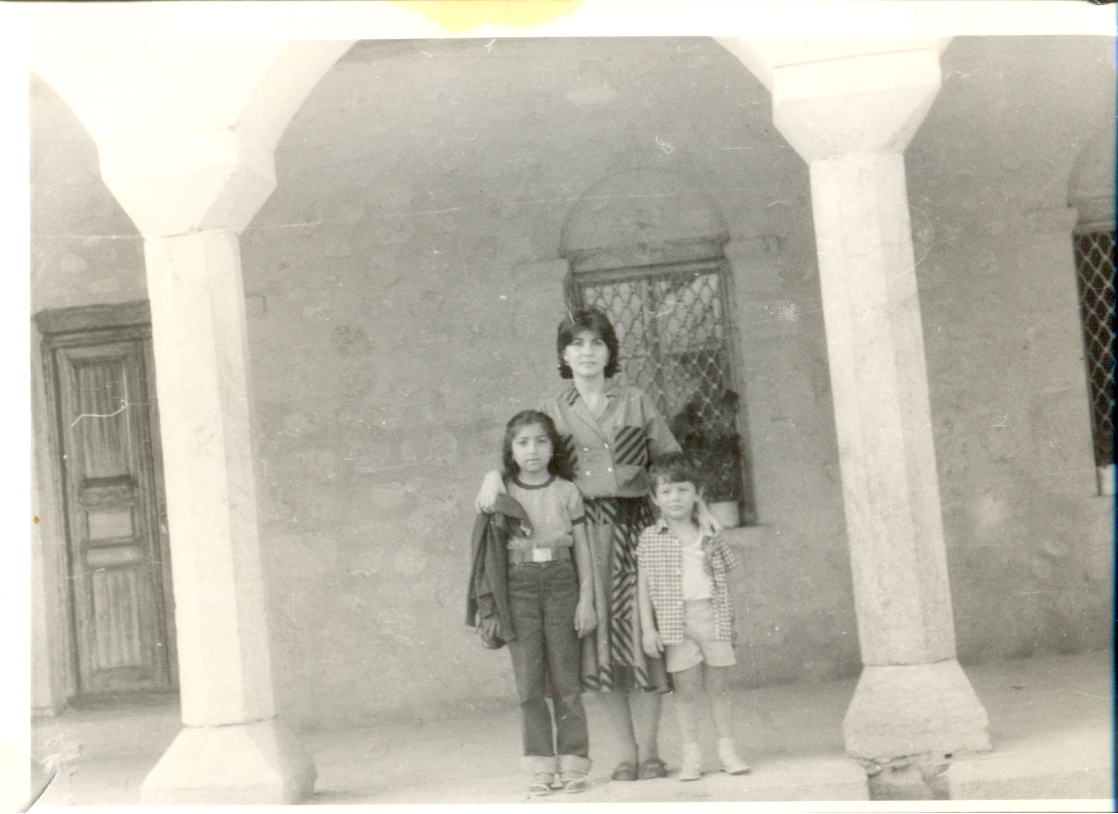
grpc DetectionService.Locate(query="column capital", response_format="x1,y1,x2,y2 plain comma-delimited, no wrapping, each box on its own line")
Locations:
717,37,948,160
98,129,277,237
31,40,354,237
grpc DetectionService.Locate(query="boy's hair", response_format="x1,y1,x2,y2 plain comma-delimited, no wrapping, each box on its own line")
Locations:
648,452,703,493
557,308,620,379
501,410,567,480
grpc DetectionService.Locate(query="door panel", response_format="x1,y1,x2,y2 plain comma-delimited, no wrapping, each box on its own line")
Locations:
53,338,174,695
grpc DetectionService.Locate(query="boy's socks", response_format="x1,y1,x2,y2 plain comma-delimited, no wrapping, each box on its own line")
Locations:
679,742,703,781
717,737,751,775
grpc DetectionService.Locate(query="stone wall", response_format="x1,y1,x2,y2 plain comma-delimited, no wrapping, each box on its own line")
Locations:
30,74,145,313
908,36,1115,661
239,37,858,727
29,35,1114,729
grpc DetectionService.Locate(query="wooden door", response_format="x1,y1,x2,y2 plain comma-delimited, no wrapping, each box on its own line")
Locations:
49,330,176,695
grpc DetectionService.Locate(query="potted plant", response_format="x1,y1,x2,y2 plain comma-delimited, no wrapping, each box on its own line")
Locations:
670,390,744,528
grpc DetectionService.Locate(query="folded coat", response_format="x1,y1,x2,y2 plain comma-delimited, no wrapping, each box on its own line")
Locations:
465,493,533,649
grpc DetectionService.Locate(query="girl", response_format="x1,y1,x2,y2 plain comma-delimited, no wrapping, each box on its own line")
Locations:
477,309,719,782
480,410,597,796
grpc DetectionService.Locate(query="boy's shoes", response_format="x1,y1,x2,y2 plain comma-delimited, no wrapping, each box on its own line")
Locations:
717,737,751,775
637,757,668,779
528,772,554,796
559,771,587,793
679,743,703,781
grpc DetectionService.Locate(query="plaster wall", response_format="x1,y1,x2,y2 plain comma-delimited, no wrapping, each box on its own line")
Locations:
29,35,1114,729
909,36,1115,661
30,75,146,313
238,37,855,727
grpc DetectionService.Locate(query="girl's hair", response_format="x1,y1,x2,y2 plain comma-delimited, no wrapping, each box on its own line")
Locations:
502,410,567,480
557,308,620,379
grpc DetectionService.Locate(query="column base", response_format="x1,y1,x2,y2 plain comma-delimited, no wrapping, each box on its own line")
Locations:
843,660,991,762
140,718,316,805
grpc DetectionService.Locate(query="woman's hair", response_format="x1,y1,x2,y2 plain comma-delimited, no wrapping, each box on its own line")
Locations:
557,308,620,379
501,410,566,480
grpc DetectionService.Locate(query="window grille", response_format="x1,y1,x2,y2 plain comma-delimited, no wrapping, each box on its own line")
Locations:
1072,229,1115,470
570,260,754,522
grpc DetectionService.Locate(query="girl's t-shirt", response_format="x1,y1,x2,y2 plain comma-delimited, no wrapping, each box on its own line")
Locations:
506,475,585,551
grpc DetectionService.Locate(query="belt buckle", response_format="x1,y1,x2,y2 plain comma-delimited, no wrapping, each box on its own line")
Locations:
531,548,552,563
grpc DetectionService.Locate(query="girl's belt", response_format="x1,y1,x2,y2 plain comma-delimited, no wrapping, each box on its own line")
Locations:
507,547,572,564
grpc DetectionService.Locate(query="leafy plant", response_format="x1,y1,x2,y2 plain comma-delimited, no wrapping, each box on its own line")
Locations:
670,390,743,503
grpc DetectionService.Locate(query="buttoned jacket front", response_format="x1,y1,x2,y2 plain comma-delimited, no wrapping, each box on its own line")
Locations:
636,520,738,645
540,380,679,500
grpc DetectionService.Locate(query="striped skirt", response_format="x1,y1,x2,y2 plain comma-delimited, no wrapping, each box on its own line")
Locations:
579,496,670,693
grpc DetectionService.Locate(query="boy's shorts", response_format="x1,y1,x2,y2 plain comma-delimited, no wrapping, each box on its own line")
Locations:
664,598,736,674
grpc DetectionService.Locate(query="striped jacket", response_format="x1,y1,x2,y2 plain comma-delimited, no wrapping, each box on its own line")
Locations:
540,380,679,500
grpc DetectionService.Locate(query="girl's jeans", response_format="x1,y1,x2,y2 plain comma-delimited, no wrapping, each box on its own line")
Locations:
507,559,592,774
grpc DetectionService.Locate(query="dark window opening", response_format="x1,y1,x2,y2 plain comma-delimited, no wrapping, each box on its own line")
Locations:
569,260,755,524
1072,228,1115,480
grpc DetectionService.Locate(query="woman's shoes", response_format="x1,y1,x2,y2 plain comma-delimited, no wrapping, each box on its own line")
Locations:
637,757,668,779
612,757,668,781
610,760,638,781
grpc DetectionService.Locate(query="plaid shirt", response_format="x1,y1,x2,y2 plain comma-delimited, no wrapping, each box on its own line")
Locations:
636,519,738,645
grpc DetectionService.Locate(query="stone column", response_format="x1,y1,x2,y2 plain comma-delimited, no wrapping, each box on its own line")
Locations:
29,40,354,804
719,38,990,762
98,133,317,804
137,229,318,805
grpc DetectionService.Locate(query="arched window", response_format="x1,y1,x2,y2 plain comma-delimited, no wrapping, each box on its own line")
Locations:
561,169,755,524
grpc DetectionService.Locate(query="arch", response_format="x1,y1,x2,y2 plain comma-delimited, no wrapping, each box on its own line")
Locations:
30,41,356,236
1068,125,1116,229
559,167,729,272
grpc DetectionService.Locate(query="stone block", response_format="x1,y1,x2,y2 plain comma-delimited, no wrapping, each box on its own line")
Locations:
730,754,869,801
843,661,991,762
945,725,1111,800
141,718,316,805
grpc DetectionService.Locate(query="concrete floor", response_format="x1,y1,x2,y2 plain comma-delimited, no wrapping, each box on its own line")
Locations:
29,650,1113,807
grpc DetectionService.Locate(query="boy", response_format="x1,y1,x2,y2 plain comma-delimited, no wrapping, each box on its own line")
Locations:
636,452,750,780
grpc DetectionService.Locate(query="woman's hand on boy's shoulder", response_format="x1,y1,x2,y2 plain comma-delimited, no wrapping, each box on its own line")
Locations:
696,499,723,536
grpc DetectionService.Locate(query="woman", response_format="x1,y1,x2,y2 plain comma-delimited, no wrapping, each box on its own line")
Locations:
476,307,716,781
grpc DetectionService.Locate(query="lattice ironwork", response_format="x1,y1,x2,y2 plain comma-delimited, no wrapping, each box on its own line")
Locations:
573,262,752,517
1073,229,1115,467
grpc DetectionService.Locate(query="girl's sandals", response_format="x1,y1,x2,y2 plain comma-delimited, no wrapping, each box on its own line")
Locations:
528,772,554,796
637,757,668,780
559,771,587,793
